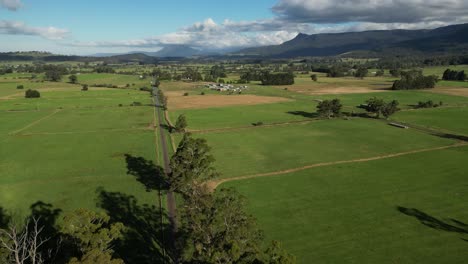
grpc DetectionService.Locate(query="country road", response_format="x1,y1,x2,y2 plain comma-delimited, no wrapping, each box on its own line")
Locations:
153,86,179,262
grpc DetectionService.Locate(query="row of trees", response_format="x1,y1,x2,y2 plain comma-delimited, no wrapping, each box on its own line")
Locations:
317,97,400,119
260,72,295,85
442,69,466,81
392,70,438,90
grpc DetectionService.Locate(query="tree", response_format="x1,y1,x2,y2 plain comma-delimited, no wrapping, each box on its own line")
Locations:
261,72,294,85
375,69,385,77
179,187,264,264
310,74,318,82
174,114,188,132
169,133,218,195
61,209,124,264
260,241,296,264
81,84,88,91
69,75,78,84
317,99,342,119
156,89,167,110
354,67,368,79
392,70,438,90
381,100,400,119
25,89,40,98
363,97,400,119
16,85,24,89
45,70,63,82
364,97,385,118
0,217,49,264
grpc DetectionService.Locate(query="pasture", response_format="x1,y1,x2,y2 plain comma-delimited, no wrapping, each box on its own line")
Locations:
0,78,158,219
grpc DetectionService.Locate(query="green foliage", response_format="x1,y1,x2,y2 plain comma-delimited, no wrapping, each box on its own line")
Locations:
381,100,400,119
61,209,124,262
317,99,342,119
327,65,347,77
261,72,295,85
81,84,88,91
389,68,401,77
260,241,296,264
442,69,466,81
363,97,400,118
375,69,385,77
156,89,167,110
169,133,218,194
174,114,188,132
25,89,40,98
94,66,115,74
310,74,318,82
16,85,24,89
183,68,203,82
45,70,63,82
68,249,124,264
354,67,368,79
416,100,441,109
179,187,264,264
69,74,78,84
392,70,438,90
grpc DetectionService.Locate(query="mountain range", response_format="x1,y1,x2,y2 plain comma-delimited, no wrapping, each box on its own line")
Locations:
234,23,468,58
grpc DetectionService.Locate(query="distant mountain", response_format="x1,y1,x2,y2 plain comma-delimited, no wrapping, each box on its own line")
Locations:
234,23,468,58
150,45,201,57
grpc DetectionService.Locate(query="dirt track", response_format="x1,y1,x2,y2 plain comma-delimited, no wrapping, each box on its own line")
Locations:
207,142,468,191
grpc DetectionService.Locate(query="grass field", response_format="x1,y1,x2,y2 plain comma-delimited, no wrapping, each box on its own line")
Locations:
394,106,468,135
0,77,159,220
223,146,468,263
181,119,456,179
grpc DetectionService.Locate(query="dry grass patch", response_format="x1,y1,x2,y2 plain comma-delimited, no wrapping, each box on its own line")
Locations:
429,87,468,97
168,93,292,110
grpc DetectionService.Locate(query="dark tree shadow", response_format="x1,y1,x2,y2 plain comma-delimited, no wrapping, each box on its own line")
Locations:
398,206,468,235
124,154,169,192
437,133,468,142
0,207,10,229
159,124,173,133
286,111,318,119
97,189,173,264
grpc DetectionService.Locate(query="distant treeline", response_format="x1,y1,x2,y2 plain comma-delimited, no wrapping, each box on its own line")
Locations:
442,69,467,81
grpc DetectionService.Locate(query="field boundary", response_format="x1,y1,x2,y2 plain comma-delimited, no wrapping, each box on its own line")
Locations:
207,142,468,190
187,119,315,134
14,127,151,136
9,109,62,135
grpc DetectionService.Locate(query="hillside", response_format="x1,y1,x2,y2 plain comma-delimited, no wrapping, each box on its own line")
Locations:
235,23,468,58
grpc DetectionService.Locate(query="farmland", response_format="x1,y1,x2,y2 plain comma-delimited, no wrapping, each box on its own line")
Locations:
1,63,468,263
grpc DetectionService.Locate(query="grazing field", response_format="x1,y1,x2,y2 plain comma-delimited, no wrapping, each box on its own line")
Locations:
170,90,468,130
394,107,468,135
0,79,158,219
222,146,468,263
183,119,456,179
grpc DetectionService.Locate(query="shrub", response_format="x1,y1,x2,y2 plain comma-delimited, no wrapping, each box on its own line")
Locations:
81,84,89,91
25,89,40,98
16,85,24,89
183,92,189,96
252,121,264,126
200,92,205,95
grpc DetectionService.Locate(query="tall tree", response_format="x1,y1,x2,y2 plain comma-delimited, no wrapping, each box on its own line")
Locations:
69,75,78,84
169,134,218,195
381,100,400,119
174,114,188,132
317,99,342,119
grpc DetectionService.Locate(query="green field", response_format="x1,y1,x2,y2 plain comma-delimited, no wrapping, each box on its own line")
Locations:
184,119,455,179
223,146,468,263
394,107,468,135
0,78,158,219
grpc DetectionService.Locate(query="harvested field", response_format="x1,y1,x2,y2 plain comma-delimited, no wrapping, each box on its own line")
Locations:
167,93,292,109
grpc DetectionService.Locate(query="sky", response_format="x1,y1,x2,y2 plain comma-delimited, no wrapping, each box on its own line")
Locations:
1,0,468,55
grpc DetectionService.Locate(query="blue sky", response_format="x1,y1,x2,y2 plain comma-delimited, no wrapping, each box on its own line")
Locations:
1,0,467,54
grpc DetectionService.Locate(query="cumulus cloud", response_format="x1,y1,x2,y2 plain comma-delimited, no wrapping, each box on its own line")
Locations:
0,0,22,11
272,0,468,24
70,18,298,50
64,1,468,52
0,20,70,40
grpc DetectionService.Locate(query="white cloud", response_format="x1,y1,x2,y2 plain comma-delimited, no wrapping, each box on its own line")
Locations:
0,0,22,11
69,18,298,50
0,20,70,40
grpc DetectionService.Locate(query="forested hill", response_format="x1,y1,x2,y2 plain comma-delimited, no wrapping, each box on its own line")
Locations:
234,23,468,58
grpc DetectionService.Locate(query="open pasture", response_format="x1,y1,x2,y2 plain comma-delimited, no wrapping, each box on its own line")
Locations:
0,76,158,218
184,118,456,179
222,145,468,263
394,106,468,135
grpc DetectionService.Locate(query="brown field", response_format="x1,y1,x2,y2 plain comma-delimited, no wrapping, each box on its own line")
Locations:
167,92,292,109
429,87,468,97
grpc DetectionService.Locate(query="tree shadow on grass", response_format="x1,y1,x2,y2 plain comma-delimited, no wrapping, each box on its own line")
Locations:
398,206,468,237
286,111,318,119
0,207,10,229
97,189,173,264
124,154,169,192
